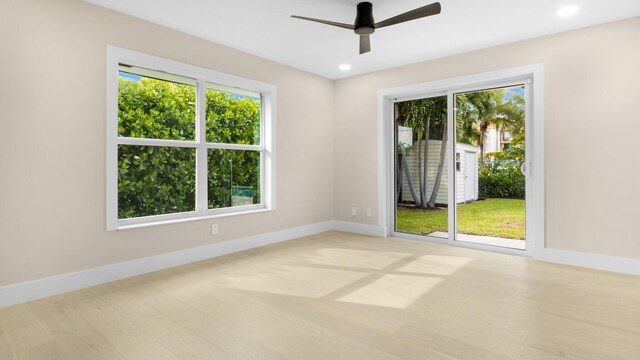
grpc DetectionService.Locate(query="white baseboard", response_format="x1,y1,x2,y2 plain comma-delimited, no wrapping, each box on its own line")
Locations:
0,221,335,308
536,247,640,276
334,221,386,237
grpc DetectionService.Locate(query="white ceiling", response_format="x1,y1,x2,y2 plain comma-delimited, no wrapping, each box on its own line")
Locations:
85,0,640,79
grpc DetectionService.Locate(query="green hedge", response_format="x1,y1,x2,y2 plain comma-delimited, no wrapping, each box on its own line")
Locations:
478,161,525,199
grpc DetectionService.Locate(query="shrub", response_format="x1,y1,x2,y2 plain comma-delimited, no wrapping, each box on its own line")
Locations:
478,160,525,199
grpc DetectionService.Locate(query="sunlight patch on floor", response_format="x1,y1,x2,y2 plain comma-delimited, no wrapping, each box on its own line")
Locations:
222,247,471,307
306,248,412,270
397,255,472,276
338,275,442,309
222,265,369,298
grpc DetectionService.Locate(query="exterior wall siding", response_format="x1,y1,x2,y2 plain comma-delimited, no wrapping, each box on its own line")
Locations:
399,140,478,205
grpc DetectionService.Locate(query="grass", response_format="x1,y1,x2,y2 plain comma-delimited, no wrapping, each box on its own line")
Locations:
396,198,525,240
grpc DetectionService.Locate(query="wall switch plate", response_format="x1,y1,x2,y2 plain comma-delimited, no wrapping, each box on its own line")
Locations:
367,208,372,217
211,224,218,235
351,207,357,216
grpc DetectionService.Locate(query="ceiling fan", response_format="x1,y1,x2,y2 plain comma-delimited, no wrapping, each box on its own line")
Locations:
291,2,442,55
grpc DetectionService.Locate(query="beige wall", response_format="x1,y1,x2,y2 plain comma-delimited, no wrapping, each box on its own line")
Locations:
334,17,640,259
0,0,335,287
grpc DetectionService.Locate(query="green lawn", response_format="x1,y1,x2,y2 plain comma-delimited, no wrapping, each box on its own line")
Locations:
396,198,525,240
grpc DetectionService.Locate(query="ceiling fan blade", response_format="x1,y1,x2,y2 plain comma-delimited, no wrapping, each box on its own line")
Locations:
291,15,354,30
359,35,371,54
374,2,441,29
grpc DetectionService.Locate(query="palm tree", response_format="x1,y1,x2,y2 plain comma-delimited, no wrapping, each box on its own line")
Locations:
398,99,428,207
396,96,446,209
422,97,447,209
395,103,420,205
455,89,524,165
428,116,446,208
500,91,525,135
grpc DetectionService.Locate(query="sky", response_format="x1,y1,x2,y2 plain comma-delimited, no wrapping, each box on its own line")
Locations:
503,86,525,102
118,71,258,101
119,71,141,81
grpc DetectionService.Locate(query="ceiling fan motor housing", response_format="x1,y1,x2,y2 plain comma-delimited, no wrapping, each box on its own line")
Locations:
355,2,375,35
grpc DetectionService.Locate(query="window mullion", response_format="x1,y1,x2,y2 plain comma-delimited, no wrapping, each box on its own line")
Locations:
196,79,208,213
116,137,197,148
205,143,263,151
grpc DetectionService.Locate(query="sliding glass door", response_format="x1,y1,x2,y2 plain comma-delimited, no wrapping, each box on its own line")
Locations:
392,82,530,253
453,85,527,250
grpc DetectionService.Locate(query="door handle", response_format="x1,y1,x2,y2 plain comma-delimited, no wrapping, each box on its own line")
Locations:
520,162,529,175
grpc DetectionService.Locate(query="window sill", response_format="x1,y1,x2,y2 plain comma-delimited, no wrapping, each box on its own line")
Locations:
113,206,272,231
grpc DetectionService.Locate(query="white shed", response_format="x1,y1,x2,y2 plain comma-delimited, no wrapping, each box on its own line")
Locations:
400,140,479,205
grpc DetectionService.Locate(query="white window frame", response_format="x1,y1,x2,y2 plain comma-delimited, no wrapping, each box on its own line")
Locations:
106,46,276,231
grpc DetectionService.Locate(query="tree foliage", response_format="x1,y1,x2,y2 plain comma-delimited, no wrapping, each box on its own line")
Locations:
117,76,261,219
474,89,526,199
118,76,196,140
118,146,196,218
480,139,526,199
456,89,525,162
478,161,525,199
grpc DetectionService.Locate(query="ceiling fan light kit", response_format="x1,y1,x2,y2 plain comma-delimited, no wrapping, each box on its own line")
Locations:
292,1,442,54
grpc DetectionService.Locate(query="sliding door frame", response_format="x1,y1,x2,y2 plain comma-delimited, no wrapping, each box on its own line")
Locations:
391,91,450,245
447,79,532,256
379,64,544,257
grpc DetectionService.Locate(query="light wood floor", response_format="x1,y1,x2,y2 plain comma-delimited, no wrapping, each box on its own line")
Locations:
2,231,640,359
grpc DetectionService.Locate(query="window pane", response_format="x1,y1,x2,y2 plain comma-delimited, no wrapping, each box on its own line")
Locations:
208,149,261,209
394,96,449,239
118,145,196,219
455,85,526,249
118,69,196,140
206,85,261,145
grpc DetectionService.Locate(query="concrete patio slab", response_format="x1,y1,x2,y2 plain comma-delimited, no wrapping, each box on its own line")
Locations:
427,231,526,250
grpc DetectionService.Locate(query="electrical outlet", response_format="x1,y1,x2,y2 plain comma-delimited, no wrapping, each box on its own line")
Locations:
211,224,218,235
351,207,357,216
367,208,372,218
